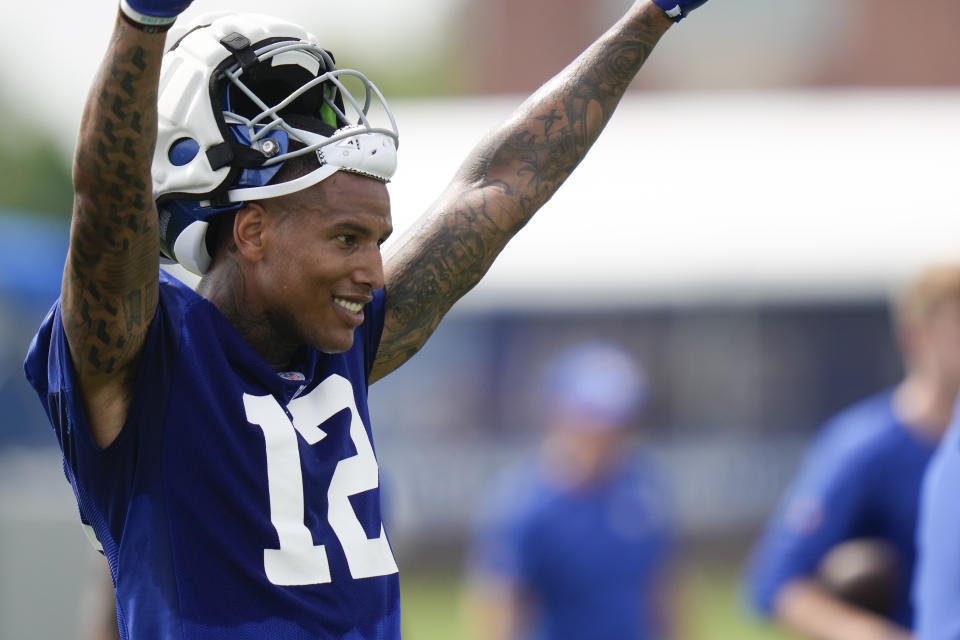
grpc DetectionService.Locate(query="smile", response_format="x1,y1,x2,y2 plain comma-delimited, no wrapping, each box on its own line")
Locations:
334,297,364,314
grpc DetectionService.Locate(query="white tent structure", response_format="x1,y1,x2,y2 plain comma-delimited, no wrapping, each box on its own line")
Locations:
383,90,960,310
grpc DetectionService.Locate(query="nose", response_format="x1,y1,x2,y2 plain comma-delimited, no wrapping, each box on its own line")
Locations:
352,243,385,291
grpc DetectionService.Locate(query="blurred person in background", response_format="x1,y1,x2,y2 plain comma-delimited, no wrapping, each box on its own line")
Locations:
22,0,711,638
744,264,960,639
465,341,679,640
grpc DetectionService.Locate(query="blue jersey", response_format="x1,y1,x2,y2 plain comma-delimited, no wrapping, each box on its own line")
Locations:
914,399,960,640
24,270,400,640
470,455,674,640
745,390,936,628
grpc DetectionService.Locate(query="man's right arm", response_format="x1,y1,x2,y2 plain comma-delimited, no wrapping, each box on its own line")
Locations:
63,6,185,449
775,579,912,640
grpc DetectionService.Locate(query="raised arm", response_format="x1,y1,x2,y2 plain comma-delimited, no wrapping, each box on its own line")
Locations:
372,0,704,381
63,2,190,448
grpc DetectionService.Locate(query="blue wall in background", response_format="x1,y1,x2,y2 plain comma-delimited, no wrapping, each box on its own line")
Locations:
0,214,68,445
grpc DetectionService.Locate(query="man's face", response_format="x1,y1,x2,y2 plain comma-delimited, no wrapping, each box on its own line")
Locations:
257,172,392,354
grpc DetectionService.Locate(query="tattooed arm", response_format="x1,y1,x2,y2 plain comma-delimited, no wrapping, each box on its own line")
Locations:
371,1,672,381
62,14,166,448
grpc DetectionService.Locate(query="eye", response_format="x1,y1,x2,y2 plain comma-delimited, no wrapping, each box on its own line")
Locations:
336,234,356,246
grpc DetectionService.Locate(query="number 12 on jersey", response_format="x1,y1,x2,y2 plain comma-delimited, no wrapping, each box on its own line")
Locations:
243,374,398,586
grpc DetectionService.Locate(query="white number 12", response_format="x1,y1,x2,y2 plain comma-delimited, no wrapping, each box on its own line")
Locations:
242,374,398,586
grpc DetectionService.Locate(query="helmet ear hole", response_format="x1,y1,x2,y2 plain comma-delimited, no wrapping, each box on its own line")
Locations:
169,138,201,166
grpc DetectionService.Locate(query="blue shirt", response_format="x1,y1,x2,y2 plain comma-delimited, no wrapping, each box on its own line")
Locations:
24,270,400,640
470,454,674,640
914,398,960,640
745,390,936,628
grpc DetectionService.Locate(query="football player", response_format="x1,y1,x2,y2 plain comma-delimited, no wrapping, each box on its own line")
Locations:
23,0,710,638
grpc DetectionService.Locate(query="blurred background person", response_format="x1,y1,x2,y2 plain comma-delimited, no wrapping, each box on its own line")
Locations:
463,341,680,640
744,264,960,639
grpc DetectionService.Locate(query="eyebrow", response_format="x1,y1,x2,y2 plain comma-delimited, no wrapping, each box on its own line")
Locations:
331,221,393,242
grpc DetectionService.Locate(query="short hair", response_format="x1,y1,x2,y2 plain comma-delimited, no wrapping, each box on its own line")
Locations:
892,264,960,329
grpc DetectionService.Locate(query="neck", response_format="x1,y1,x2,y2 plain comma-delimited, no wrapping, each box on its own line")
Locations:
893,372,958,442
196,257,300,370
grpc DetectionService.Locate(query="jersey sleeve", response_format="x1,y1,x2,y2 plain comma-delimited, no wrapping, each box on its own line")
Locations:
22,274,185,557
744,423,877,617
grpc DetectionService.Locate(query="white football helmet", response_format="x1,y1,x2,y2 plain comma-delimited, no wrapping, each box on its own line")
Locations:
154,12,399,275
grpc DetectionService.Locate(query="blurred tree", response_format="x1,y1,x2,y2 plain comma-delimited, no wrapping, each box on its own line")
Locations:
0,104,72,219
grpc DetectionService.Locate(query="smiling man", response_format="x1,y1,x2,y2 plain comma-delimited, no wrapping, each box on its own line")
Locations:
24,0,709,638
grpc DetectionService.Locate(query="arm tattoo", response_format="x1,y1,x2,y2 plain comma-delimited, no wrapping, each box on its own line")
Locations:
63,18,164,382
377,190,505,376
374,6,669,380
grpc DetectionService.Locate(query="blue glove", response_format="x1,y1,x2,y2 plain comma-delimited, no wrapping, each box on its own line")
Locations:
651,0,709,22
120,0,193,29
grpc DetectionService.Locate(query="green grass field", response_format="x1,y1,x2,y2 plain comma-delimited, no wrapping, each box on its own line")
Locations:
399,561,798,640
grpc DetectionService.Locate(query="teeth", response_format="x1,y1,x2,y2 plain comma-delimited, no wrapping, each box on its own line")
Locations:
334,298,364,313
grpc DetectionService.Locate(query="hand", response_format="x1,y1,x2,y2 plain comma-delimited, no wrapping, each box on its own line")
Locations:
847,618,913,640
650,0,709,22
120,0,193,29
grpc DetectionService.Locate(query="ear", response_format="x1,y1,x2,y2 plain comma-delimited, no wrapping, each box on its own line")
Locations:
233,202,267,264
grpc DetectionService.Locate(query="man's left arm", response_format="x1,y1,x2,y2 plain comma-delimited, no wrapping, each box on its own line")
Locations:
371,0,705,381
